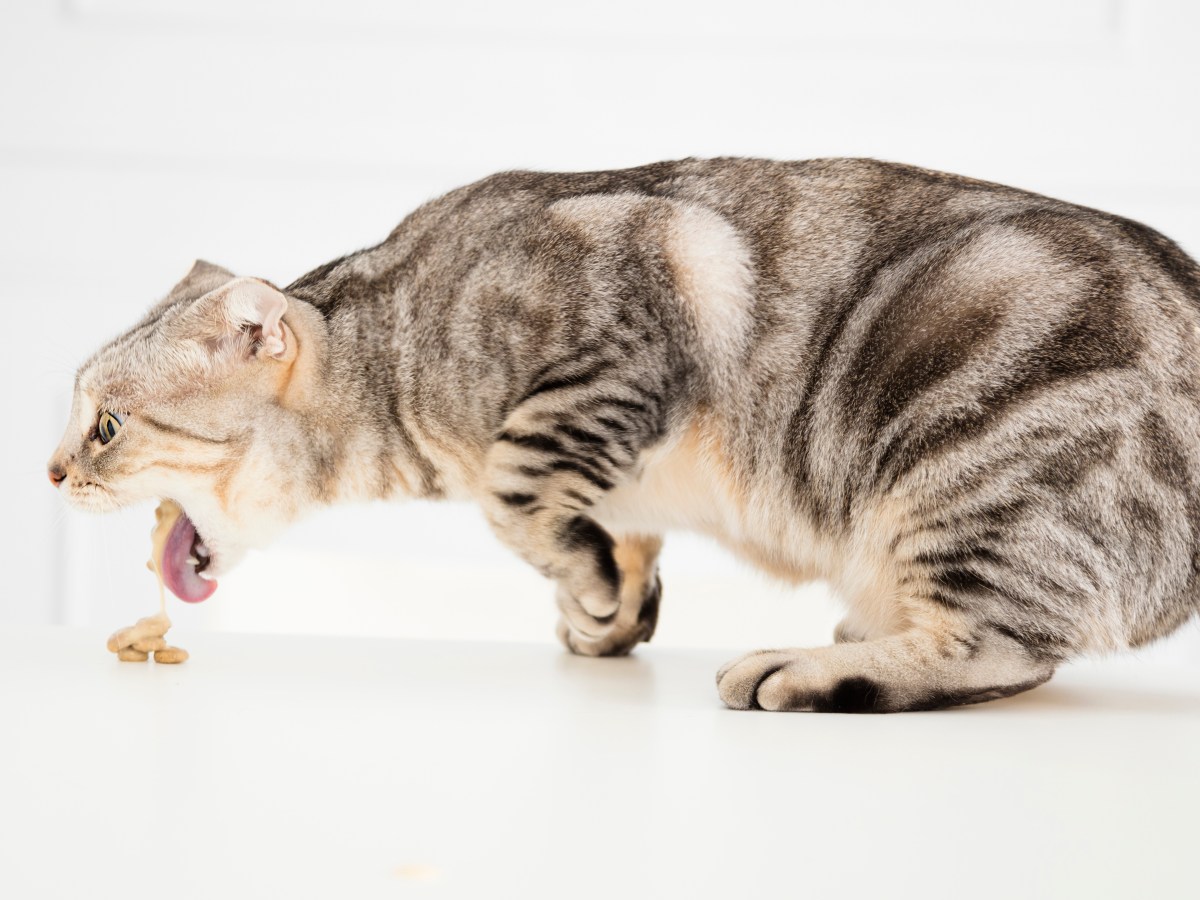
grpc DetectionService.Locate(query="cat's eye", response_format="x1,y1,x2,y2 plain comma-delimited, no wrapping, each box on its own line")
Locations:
97,411,125,445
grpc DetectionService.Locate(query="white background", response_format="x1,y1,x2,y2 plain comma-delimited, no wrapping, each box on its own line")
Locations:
2,0,1198,662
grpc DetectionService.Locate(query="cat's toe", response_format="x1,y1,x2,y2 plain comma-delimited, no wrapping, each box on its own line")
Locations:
556,616,642,658
714,648,780,686
716,650,803,710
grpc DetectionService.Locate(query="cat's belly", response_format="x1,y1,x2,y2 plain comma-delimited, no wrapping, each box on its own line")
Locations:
590,420,834,585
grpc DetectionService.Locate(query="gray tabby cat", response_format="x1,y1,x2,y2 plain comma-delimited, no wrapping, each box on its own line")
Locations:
49,158,1200,712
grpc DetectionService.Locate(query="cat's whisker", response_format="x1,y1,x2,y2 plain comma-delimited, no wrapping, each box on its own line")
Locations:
48,501,74,531
36,355,82,379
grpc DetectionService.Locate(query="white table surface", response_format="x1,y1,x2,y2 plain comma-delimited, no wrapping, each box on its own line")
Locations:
2,626,1197,900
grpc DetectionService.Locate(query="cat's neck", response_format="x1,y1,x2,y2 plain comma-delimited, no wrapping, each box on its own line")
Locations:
280,297,438,505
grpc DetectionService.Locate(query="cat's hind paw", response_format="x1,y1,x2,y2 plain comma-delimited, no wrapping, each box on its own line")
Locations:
716,649,885,713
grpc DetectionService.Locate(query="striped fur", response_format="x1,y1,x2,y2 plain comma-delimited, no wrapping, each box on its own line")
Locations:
51,158,1200,712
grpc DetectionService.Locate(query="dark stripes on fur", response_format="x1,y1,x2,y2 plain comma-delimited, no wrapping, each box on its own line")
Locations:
496,491,537,508
519,361,610,404
560,516,621,595
810,677,886,713
873,282,1141,492
139,415,235,446
985,620,1071,661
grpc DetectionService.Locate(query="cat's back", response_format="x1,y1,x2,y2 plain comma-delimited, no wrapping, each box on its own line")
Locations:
297,158,1200,408
387,156,1200,313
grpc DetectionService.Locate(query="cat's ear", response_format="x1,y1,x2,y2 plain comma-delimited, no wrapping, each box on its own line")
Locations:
168,259,238,305
187,277,290,361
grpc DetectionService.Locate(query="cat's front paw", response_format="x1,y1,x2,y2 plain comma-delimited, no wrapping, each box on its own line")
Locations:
555,574,660,658
555,616,630,657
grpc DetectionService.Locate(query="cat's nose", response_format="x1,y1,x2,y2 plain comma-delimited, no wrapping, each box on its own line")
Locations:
48,464,66,487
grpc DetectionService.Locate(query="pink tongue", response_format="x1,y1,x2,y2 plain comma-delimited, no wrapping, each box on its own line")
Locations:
162,510,217,603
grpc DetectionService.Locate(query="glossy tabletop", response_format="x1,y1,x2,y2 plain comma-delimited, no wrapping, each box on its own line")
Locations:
1,626,1197,899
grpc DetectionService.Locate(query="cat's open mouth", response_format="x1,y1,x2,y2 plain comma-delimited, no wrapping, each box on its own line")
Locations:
162,507,218,603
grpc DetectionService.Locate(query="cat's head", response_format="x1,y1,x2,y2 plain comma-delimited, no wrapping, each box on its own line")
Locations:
47,260,307,602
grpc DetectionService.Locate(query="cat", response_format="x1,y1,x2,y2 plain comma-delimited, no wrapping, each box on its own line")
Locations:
49,157,1200,712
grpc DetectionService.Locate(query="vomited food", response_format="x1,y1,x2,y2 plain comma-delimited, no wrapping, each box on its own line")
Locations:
105,500,191,664
106,611,188,664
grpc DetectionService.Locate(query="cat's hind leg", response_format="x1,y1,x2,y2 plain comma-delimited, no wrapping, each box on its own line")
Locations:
717,604,1057,712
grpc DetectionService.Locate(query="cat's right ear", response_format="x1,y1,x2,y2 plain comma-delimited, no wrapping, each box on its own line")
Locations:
183,277,291,362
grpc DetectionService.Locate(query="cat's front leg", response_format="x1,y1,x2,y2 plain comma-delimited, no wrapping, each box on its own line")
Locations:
480,381,666,656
